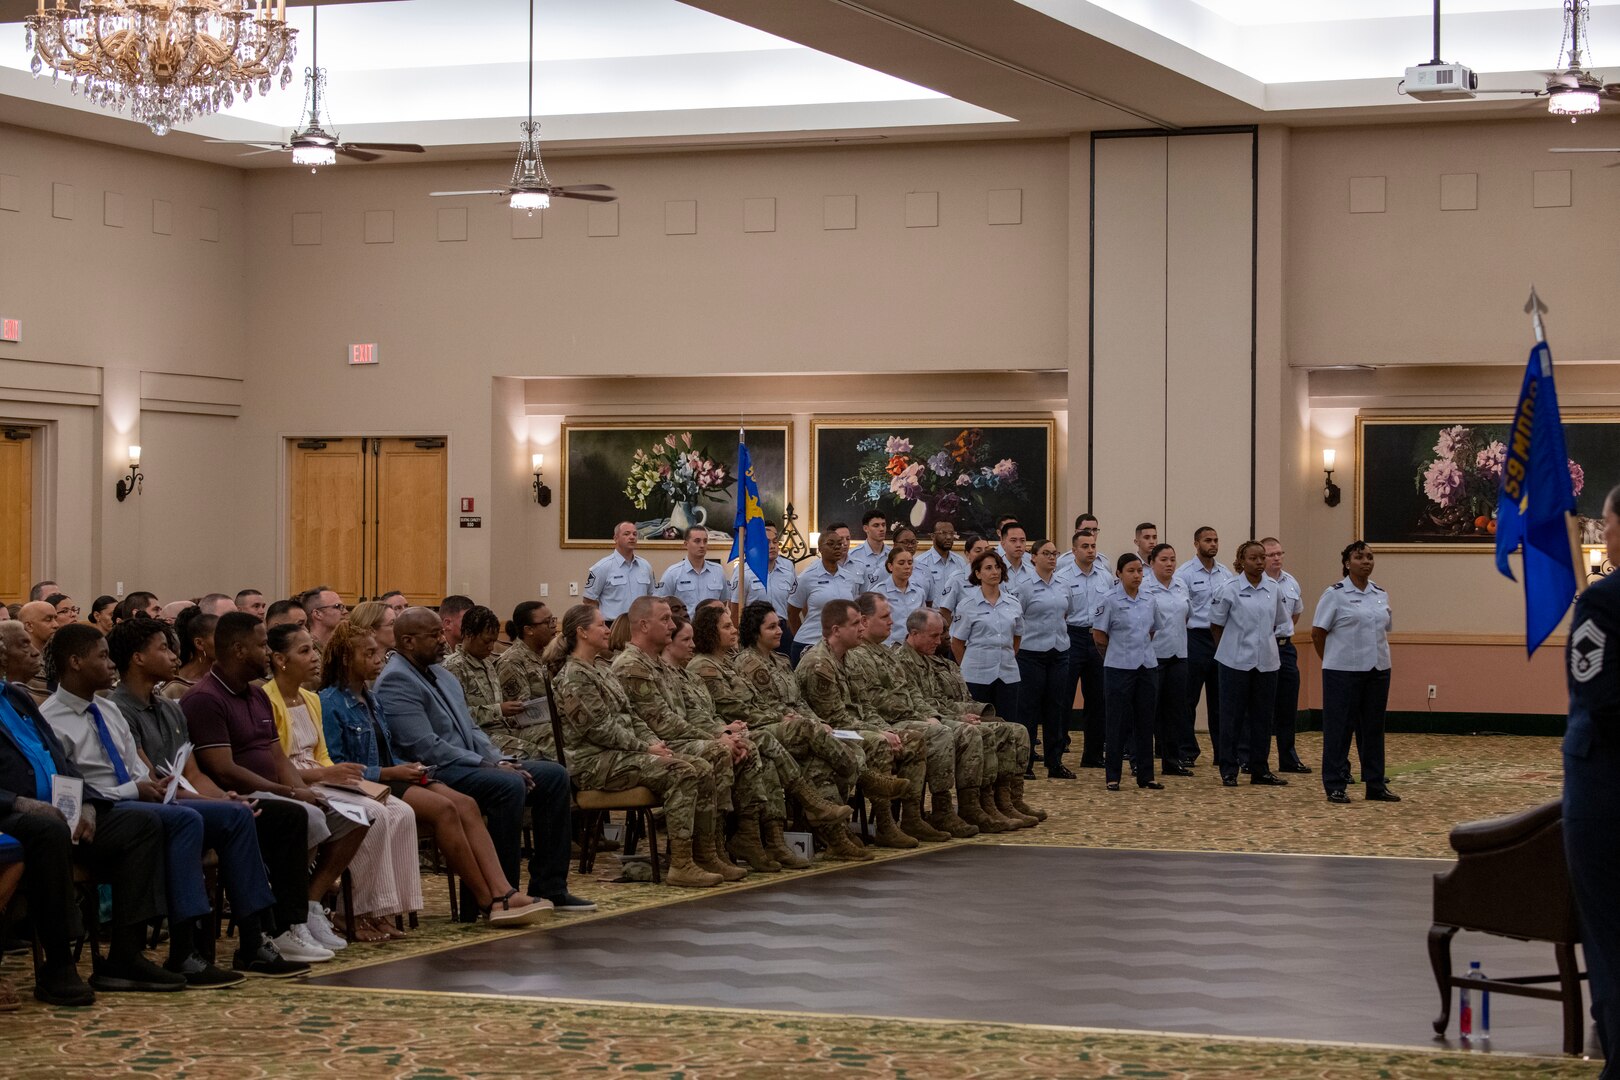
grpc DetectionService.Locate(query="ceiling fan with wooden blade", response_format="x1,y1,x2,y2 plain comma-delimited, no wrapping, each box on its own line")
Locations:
429,0,614,213
205,7,425,170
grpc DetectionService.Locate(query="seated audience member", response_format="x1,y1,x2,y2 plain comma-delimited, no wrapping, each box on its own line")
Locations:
29,581,59,603
263,624,420,941
0,848,21,1008
349,601,398,655
662,595,690,623
494,601,559,761
443,605,524,752
40,625,282,988
544,605,720,888
114,591,163,624
606,611,636,656
159,600,193,625
182,611,369,962
379,591,408,616
0,621,172,1002
17,601,57,703
264,599,307,631
4,604,18,621
46,594,80,628
301,587,347,650
105,618,311,978
319,622,551,926
373,608,588,911
197,594,234,618
89,595,118,632
235,590,268,619
438,595,475,651
164,606,218,701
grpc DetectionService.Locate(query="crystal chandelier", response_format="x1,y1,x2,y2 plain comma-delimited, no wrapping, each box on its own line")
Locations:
24,0,298,136
1548,0,1602,119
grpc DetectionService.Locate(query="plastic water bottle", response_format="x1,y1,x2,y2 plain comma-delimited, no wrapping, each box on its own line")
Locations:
1470,961,1491,1042
1460,966,1474,1041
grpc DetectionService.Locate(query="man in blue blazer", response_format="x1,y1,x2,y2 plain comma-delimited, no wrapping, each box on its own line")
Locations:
374,607,591,913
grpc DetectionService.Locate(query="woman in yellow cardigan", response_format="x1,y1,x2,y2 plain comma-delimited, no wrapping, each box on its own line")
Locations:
265,623,422,943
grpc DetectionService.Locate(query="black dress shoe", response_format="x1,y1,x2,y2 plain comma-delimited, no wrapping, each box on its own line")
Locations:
1326,790,1351,804
165,952,246,990
1138,781,1165,790
1161,763,1193,777
1047,765,1077,780
1221,776,1239,787
33,961,95,1007
90,955,187,993
1366,788,1402,802
1279,759,1313,774
542,892,598,912
1022,768,1037,780
1250,772,1289,787
1105,782,1120,791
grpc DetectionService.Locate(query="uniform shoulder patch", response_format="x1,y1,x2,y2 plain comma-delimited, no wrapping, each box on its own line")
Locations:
1570,618,1607,684
1329,582,1344,590
585,569,598,588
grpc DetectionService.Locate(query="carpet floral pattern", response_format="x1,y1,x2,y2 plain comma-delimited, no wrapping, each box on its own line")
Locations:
2,733,1599,1078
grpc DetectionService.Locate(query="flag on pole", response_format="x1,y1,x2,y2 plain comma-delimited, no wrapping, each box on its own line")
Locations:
1494,308,1578,655
731,432,770,589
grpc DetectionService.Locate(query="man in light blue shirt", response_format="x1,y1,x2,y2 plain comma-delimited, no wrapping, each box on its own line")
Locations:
913,520,968,596
583,521,656,621
731,523,797,619
1055,530,1111,771
997,521,1036,591
787,526,860,665
1173,526,1234,765
845,510,890,584
1262,536,1308,774
1056,513,1112,575
656,527,729,607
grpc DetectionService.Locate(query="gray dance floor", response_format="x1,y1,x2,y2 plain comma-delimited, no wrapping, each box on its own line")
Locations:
310,845,1580,1055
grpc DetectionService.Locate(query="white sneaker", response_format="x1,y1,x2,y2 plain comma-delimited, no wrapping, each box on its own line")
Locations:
273,927,334,963
305,902,349,950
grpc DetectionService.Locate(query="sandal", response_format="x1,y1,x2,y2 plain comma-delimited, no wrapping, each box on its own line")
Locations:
352,918,391,943
484,890,553,928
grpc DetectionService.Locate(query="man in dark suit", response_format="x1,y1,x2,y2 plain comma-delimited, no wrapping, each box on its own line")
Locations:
374,607,590,914
0,620,176,1004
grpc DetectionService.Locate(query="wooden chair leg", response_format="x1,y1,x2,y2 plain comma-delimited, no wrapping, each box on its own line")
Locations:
578,811,599,875
1428,924,1458,1036
622,812,640,859
339,870,357,942
1556,942,1584,1055
408,911,419,930
645,811,661,885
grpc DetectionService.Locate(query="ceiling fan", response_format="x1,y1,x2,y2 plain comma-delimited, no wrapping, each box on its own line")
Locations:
429,0,615,213
207,6,425,170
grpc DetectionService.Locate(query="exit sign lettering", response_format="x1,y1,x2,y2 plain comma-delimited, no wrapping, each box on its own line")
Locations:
348,343,379,366
0,318,19,343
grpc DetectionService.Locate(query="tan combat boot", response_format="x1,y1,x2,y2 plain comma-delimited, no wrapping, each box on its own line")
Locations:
980,784,1024,830
788,776,854,825
859,770,912,800
763,818,812,868
727,813,782,872
995,777,1040,828
816,824,873,861
899,794,952,842
927,787,979,838
957,785,1001,832
666,837,724,888
869,795,919,848
1010,774,1048,821
695,828,749,882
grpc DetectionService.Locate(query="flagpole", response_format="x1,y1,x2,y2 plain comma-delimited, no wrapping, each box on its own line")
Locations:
1528,286,1588,595
736,424,748,617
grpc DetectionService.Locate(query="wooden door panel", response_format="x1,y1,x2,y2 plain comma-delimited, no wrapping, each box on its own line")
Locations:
0,434,32,605
374,439,446,606
287,440,367,604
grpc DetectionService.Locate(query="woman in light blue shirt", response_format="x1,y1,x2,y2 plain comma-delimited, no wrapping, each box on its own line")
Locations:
1014,539,1074,779
1092,553,1163,791
873,546,931,647
1310,539,1396,804
1143,543,1193,776
1210,540,1290,788
949,549,1023,724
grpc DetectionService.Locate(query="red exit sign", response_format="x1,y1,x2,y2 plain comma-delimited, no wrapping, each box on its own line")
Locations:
0,318,19,343
348,343,379,366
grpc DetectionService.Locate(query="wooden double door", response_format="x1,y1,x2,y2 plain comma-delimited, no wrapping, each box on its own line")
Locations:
287,436,447,606
0,428,32,605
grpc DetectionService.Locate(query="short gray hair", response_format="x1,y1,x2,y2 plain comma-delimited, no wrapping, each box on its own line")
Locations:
906,607,942,634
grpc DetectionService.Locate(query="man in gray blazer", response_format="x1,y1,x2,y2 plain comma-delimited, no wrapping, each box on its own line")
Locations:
374,607,592,913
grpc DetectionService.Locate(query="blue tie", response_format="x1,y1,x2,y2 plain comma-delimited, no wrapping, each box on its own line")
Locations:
87,702,131,785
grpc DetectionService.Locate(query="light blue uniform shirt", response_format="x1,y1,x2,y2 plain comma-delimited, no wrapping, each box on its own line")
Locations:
583,551,656,620
949,588,1024,684
789,562,861,647
1311,577,1393,671
844,541,889,586
1210,575,1289,672
1094,587,1160,670
936,567,973,614
1266,570,1304,639
1056,549,1113,577
1143,575,1190,659
1174,558,1237,630
912,548,968,596
1001,554,1037,593
1055,561,1115,629
656,558,729,605
872,575,932,646
1014,572,1071,653
731,556,798,619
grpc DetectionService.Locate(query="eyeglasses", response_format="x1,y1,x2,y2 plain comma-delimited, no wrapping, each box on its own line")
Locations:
316,602,348,614
57,606,81,616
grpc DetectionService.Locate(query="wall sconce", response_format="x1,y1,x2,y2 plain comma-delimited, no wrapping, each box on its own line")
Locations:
116,445,143,502
1322,448,1341,507
532,453,552,507
1583,544,1614,582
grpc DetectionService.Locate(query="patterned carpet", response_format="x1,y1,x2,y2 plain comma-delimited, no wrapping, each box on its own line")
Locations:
0,732,1601,1078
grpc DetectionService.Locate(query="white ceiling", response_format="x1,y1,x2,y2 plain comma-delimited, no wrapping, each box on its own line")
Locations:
4,0,1620,167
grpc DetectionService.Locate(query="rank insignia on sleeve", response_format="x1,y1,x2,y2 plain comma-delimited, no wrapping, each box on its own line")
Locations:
1570,619,1606,684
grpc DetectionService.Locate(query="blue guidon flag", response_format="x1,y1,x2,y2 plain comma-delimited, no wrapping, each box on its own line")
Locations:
1493,331,1578,656
731,431,770,589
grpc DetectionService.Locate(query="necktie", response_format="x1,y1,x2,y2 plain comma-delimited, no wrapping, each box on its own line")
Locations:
87,702,131,785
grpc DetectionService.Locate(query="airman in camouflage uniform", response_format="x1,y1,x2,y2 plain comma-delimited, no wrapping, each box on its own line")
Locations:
493,635,558,760
443,643,536,756
796,603,927,850
550,654,722,888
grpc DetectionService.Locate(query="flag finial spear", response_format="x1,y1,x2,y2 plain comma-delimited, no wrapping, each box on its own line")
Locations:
1525,285,1549,344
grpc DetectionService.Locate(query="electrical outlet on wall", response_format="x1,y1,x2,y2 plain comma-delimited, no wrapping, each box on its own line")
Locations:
539,583,549,598
569,582,579,596
1427,684,1438,700
116,582,124,597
